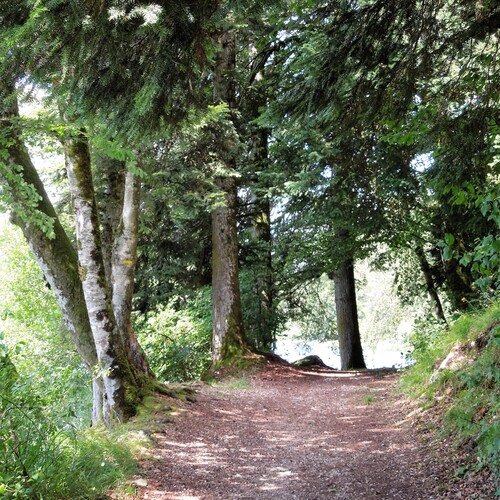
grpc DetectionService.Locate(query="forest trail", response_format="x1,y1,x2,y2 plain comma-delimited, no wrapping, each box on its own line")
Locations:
126,364,439,499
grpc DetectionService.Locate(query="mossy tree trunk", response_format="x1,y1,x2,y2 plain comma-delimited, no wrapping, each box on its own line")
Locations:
64,133,149,423
96,155,151,375
0,87,108,422
332,258,367,370
211,29,250,363
212,175,249,362
96,154,126,288
110,169,152,375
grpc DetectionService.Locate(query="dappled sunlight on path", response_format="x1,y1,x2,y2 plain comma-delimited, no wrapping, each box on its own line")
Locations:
131,367,433,499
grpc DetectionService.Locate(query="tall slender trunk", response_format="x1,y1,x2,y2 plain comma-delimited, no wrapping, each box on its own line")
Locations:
415,246,447,324
250,194,274,350
64,133,140,423
332,259,366,370
111,170,151,375
246,55,275,350
211,29,250,363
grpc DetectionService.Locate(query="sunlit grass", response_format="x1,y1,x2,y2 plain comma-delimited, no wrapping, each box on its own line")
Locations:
401,301,500,476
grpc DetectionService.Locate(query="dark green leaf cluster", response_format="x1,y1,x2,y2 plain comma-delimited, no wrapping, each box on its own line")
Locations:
1,0,221,141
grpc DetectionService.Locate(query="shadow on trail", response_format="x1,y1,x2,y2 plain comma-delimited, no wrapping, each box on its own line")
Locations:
134,366,431,500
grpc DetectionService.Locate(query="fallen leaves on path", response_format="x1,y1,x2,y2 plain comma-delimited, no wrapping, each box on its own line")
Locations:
115,364,487,499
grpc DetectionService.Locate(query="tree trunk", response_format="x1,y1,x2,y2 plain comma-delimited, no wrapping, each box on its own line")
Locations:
415,246,447,324
246,56,275,350
111,169,152,375
96,154,125,288
211,29,250,363
250,193,275,350
96,154,151,375
332,259,367,370
212,175,249,362
64,133,141,423
442,257,476,311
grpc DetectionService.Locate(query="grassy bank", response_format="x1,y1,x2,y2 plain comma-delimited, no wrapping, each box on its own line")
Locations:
401,301,499,494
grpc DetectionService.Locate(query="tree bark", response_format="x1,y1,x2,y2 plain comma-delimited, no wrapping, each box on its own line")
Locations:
332,259,367,370
212,175,249,362
111,169,152,375
64,133,140,423
211,29,250,363
96,154,151,375
0,88,107,422
96,154,125,288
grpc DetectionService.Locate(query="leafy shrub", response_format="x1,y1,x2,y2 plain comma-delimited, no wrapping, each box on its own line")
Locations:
136,288,212,382
440,180,500,295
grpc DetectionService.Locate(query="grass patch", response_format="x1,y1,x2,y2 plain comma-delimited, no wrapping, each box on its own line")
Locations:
214,377,252,391
0,419,148,499
363,394,376,405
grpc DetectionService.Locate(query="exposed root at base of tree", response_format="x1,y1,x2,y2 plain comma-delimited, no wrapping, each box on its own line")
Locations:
153,382,198,403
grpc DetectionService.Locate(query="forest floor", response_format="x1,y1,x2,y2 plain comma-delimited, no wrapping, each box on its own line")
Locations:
117,362,493,499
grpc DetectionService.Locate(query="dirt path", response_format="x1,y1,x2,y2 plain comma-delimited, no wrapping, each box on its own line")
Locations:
130,365,437,499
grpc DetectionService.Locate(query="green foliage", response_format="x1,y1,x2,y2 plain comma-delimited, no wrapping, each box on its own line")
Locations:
439,180,500,294
286,275,338,345
0,371,74,499
0,221,91,423
0,378,138,499
0,222,142,498
0,0,221,141
136,288,212,383
402,302,500,478
0,161,55,240
239,267,280,352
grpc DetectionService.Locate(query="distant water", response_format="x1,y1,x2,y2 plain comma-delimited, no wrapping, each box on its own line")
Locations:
274,339,409,369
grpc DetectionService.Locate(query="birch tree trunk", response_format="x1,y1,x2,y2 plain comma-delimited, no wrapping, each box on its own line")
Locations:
64,133,140,423
332,258,367,370
211,29,250,363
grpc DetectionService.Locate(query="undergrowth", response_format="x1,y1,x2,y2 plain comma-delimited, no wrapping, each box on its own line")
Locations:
401,301,499,490
0,339,147,499
135,288,212,383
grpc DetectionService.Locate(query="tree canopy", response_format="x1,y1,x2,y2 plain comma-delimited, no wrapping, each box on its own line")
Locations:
0,0,498,414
